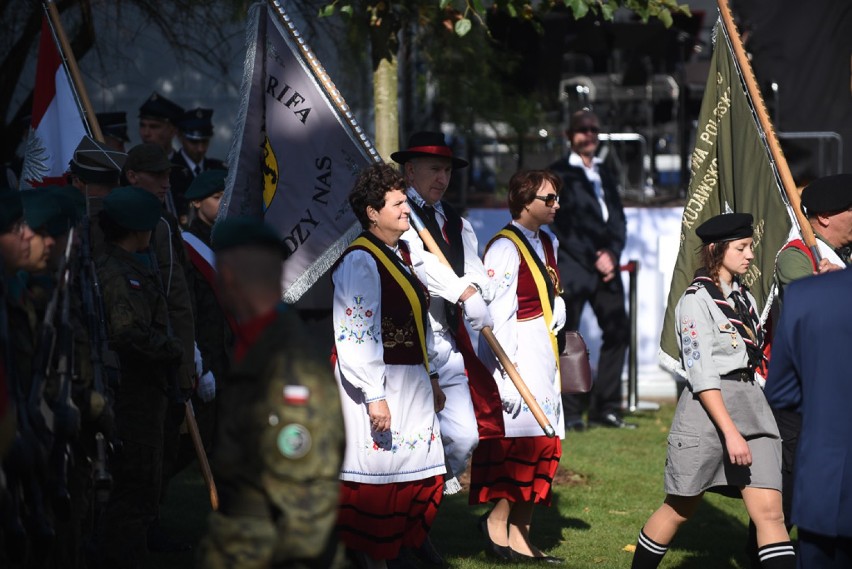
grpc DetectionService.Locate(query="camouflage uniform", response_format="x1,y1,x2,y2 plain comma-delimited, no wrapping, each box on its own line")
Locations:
196,307,345,569
95,242,183,568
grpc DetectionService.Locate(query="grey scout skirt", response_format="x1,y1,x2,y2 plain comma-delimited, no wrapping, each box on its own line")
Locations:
664,376,781,497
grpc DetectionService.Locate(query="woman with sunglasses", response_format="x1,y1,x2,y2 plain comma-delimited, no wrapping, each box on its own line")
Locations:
549,108,632,431
470,169,566,563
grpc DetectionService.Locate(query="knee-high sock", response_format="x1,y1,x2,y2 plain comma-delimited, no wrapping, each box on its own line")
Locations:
758,541,795,569
631,529,668,569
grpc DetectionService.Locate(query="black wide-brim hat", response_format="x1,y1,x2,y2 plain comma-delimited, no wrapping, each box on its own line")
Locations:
390,131,469,169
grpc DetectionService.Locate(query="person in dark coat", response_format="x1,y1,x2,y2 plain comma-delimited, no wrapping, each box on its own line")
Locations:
170,108,226,223
548,109,632,430
764,268,852,568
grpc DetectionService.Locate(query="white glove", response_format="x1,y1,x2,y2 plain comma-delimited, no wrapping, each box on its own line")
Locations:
501,396,523,419
197,371,216,403
193,343,204,378
462,292,493,331
551,296,567,333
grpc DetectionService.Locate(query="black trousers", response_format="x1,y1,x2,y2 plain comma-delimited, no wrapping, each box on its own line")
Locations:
561,274,629,422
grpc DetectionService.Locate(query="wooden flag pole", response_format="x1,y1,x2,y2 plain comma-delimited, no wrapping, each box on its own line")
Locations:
407,207,556,438
717,0,818,258
44,0,103,142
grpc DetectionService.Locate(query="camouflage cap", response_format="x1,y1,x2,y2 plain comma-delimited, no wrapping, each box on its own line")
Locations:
138,91,184,123
185,169,226,201
211,217,286,257
97,111,130,142
21,189,63,234
177,108,214,140
103,186,162,231
124,143,172,173
69,135,127,184
0,187,24,233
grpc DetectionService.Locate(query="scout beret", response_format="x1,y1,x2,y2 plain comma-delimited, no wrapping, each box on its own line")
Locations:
138,91,184,123
69,135,127,184
124,143,172,173
103,186,162,231
0,187,24,233
211,217,285,256
800,174,852,215
97,111,130,142
44,186,81,236
177,108,214,140
21,189,62,233
185,169,226,201
695,213,754,244
50,184,87,219
390,131,469,169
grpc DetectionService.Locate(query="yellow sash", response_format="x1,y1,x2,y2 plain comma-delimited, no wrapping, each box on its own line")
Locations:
495,229,560,365
351,236,429,371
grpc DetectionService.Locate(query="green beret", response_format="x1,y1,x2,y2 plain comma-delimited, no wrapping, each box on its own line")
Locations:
103,186,162,231
185,169,227,201
44,186,81,236
124,143,172,173
0,187,24,233
51,185,87,219
21,189,62,232
695,213,754,244
801,174,852,215
211,217,285,256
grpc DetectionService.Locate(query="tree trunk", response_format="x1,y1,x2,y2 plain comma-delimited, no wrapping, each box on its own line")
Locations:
373,54,398,164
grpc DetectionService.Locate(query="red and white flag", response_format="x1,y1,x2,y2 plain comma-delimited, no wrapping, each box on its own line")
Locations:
20,16,88,188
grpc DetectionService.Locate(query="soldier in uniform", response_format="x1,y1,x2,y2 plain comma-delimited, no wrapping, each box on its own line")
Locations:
630,214,795,569
138,92,184,158
68,135,126,237
96,111,131,153
181,170,231,455
123,143,198,551
196,217,345,569
170,108,226,224
93,186,184,569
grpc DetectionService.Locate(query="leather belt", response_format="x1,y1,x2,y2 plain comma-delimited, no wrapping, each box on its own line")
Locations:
721,369,754,382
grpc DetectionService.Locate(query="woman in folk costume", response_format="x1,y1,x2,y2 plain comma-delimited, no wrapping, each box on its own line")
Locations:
332,164,447,569
472,169,567,563
630,213,795,569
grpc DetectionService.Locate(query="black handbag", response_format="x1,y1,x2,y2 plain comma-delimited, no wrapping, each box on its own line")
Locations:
560,330,593,394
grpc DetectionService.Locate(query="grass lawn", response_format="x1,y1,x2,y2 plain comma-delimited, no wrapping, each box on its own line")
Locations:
148,402,762,568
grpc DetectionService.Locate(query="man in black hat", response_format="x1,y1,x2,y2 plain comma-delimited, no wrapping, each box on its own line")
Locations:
68,135,126,222
392,131,497,565
97,111,131,153
549,109,633,431
138,92,184,158
170,108,226,224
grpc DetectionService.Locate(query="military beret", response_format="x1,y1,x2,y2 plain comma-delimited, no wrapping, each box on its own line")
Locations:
97,111,130,143
177,108,214,140
21,189,63,234
138,91,184,123
69,135,127,184
211,217,285,256
124,143,172,173
695,213,754,244
0,187,24,233
103,186,162,231
185,169,226,201
800,174,852,215
44,186,81,236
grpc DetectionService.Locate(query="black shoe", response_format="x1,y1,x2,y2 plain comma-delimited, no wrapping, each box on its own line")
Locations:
565,419,587,432
589,412,637,430
147,521,192,553
411,536,446,567
508,548,565,564
478,512,512,561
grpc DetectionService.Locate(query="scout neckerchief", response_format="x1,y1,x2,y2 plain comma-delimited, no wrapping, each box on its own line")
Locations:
492,224,559,364
686,268,764,370
350,231,430,371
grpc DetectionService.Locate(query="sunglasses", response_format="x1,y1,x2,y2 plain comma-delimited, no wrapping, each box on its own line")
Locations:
534,194,560,207
574,126,600,134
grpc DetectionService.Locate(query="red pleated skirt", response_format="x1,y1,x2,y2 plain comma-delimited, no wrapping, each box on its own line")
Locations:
468,436,562,506
336,475,444,560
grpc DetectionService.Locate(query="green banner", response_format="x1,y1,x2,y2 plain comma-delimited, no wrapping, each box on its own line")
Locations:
659,20,793,374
